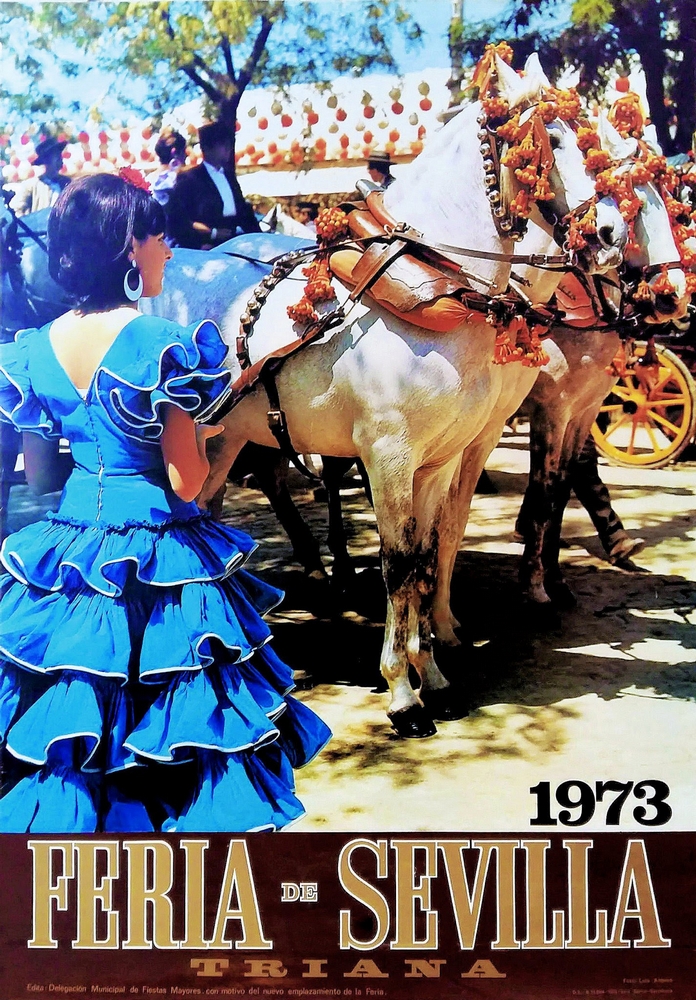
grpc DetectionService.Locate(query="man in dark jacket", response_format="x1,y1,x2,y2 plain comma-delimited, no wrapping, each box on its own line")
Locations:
166,121,260,248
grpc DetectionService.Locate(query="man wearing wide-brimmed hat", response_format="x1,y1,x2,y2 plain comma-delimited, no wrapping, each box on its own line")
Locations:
8,135,71,217
166,121,260,248
366,150,395,189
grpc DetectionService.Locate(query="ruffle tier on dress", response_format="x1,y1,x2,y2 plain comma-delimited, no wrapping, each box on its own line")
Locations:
0,316,330,832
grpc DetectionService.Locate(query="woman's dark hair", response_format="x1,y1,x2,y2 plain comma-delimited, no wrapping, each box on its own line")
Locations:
48,173,166,312
154,129,186,165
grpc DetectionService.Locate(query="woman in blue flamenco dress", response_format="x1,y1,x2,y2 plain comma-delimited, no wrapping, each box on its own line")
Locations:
0,172,330,832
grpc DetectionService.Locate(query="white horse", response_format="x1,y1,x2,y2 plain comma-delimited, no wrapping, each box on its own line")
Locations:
147,54,628,737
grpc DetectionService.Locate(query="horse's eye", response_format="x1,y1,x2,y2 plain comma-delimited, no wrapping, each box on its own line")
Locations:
549,134,562,150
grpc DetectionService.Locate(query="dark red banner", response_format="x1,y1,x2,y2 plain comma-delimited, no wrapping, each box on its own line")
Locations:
0,833,693,1000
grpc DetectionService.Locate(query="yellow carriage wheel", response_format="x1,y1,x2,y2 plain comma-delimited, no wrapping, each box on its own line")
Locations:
592,344,696,469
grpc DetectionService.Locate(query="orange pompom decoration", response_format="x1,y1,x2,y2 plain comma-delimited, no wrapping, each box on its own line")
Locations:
509,190,531,218
302,258,336,304
651,268,677,296
482,96,510,120
496,114,521,143
552,87,582,121
287,297,318,324
585,148,612,172
533,175,554,201
316,207,349,243
577,126,600,152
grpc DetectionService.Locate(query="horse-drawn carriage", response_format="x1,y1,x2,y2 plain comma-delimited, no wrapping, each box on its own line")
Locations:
592,332,696,468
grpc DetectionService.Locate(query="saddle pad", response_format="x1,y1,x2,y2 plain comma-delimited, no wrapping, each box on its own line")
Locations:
555,273,600,328
339,202,466,314
329,249,472,333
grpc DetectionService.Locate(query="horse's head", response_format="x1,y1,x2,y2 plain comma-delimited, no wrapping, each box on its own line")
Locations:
495,54,627,274
595,112,690,326
626,178,690,325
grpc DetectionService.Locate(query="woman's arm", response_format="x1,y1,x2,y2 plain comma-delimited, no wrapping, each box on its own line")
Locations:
23,432,74,494
161,405,224,503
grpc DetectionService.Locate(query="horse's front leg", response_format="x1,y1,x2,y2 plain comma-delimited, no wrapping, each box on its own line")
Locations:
432,426,503,645
362,442,436,738
518,405,567,604
410,456,471,722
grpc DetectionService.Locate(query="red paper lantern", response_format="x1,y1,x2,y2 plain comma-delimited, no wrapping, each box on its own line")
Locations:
78,131,90,144
258,117,268,130
20,134,30,145
235,120,242,132
267,141,278,154
363,130,373,145
98,131,109,143
391,102,404,115
141,127,152,139
339,134,350,149
336,108,347,122
389,129,400,143
119,129,130,142
281,114,293,128
616,76,630,93
363,106,375,119
307,111,319,126
419,98,432,112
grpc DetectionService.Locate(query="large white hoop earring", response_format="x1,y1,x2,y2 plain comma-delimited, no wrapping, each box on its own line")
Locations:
124,260,143,302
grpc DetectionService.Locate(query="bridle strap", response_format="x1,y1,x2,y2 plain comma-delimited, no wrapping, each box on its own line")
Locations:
224,228,576,273
385,225,574,268
641,260,684,279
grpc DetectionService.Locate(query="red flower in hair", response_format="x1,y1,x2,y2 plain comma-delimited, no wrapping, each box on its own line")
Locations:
118,166,151,193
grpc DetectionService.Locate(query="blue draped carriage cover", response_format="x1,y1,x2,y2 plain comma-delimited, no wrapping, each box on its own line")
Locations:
0,315,330,832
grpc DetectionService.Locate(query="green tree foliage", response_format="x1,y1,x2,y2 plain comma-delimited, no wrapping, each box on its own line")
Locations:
448,0,695,155
1,2,422,138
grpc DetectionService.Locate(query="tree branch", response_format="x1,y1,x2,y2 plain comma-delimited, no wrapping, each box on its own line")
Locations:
181,62,224,104
237,15,275,92
159,6,224,105
221,34,236,84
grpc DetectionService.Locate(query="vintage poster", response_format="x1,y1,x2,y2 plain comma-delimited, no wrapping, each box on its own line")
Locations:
0,1,695,999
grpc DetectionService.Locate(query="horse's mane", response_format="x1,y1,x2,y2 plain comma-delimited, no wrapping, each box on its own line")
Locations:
385,79,551,245
384,103,489,243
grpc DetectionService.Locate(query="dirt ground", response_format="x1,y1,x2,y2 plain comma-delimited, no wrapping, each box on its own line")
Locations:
7,425,696,833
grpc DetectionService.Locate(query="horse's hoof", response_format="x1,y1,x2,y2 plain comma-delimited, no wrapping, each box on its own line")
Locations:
546,580,577,609
421,686,470,722
521,583,553,605
307,568,329,582
607,536,645,565
388,705,437,739
433,623,462,647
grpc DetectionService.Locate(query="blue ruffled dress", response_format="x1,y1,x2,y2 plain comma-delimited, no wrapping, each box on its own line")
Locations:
0,314,330,832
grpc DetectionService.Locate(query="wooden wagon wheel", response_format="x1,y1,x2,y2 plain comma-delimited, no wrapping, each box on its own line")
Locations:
592,343,696,469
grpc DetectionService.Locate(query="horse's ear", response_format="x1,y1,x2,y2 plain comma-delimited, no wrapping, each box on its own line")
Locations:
641,123,663,155
523,53,552,93
597,110,638,161
494,53,526,106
